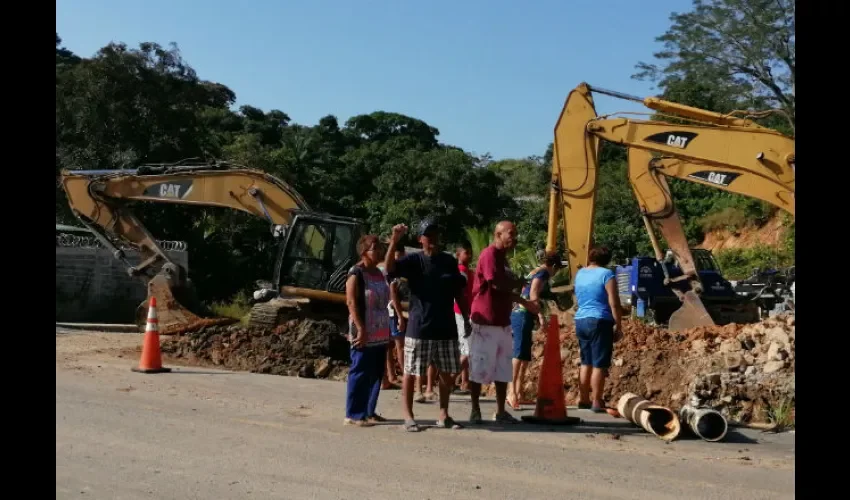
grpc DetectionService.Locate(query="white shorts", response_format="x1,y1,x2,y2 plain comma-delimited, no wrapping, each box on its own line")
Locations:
468,322,513,384
455,314,470,357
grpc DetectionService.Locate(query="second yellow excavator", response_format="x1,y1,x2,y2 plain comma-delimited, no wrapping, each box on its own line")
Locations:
546,83,795,331
60,160,364,334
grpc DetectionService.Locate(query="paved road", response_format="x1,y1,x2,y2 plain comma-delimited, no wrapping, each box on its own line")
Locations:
57,331,795,499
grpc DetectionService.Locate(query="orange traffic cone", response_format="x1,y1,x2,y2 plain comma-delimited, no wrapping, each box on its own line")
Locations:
521,314,581,425
131,297,171,374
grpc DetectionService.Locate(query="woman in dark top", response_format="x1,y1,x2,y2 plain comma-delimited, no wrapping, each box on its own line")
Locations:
507,251,562,409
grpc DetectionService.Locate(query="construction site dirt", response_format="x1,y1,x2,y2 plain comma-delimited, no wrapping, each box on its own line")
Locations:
152,313,795,427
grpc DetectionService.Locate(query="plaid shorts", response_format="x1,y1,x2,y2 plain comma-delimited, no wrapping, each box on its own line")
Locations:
403,337,462,377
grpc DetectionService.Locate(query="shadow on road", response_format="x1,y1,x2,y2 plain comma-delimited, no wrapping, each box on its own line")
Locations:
166,369,236,375
483,420,645,436
482,420,760,443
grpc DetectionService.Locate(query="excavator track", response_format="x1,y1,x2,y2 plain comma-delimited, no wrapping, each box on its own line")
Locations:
247,297,350,331
248,298,309,330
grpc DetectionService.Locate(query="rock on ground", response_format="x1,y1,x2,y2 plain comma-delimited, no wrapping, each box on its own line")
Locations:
518,314,795,424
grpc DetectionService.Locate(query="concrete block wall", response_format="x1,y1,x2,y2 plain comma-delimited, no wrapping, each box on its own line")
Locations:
56,246,189,323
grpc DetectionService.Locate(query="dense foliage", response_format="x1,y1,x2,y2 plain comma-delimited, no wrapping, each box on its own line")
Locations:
55,0,794,304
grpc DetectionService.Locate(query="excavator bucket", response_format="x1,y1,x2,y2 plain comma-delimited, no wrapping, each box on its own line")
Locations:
135,275,237,335
667,291,716,332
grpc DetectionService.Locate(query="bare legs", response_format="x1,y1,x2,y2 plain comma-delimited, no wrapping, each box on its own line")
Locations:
437,372,454,421
403,371,456,422
507,358,530,406
470,381,508,416
458,355,469,391
416,364,437,402
401,373,416,421
383,347,398,388
578,364,607,407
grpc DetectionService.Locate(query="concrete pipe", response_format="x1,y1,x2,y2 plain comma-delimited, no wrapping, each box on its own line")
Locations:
679,405,728,442
616,393,682,442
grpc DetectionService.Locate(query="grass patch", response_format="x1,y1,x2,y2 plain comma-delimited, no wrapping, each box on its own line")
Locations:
700,207,751,233
764,398,795,431
714,245,794,280
209,290,253,324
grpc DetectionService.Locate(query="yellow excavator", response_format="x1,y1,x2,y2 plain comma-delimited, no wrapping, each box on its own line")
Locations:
546,83,795,331
60,160,364,334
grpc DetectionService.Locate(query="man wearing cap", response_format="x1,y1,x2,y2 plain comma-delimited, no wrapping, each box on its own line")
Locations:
384,218,471,432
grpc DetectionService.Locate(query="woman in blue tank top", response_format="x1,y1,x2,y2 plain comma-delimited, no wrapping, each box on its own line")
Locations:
573,245,623,413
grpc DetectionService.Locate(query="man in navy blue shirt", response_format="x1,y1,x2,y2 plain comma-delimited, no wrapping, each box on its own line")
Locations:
384,218,471,432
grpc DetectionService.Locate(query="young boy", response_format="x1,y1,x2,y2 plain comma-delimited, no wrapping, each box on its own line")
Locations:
453,241,474,394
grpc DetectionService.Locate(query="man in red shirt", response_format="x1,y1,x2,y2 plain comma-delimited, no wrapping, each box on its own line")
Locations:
468,221,538,424
453,241,474,394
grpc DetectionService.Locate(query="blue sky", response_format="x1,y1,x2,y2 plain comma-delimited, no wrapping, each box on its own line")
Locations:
56,0,693,160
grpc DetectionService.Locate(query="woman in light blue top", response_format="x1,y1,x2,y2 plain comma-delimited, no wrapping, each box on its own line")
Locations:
573,245,623,413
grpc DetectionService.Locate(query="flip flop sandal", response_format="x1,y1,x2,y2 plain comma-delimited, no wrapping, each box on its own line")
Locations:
402,419,421,432
436,417,464,429
344,418,375,427
506,398,520,410
415,394,427,404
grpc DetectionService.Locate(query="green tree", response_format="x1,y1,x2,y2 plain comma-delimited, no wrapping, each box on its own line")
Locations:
367,147,513,243
634,0,795,124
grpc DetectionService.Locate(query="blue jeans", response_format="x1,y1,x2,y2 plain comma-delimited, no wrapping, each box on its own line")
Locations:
575,317,614,369
510,310,534,361
346,344,387,420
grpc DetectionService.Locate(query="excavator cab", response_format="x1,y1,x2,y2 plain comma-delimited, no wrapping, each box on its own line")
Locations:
273,211,363,295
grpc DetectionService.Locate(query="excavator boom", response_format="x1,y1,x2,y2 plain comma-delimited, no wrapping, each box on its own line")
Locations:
548,83,795,331
59,160,353,334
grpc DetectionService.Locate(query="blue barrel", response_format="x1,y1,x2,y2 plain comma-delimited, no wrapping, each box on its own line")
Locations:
636,298,646,318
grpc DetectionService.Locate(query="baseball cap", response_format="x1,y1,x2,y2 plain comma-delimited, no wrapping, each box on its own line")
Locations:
417,217,440,237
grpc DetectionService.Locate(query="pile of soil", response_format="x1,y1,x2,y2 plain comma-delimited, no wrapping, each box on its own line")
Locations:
161,318,351,380
160,309,795,425
519,314,795,423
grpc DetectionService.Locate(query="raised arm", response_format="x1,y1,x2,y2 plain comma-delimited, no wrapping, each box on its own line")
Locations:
383,224,408,276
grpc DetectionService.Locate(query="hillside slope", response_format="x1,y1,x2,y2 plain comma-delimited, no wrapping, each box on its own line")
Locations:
698,215,789,252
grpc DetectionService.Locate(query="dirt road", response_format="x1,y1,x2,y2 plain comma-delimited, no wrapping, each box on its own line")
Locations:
56,331,795,499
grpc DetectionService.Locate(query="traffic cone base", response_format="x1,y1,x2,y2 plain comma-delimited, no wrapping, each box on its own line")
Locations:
131,366,172,374
521,314,581,426
132,296,171,374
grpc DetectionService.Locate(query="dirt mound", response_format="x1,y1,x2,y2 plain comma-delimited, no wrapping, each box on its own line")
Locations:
699,215,788,252
159,308,794,425
161,318,351,380
520,315,795,424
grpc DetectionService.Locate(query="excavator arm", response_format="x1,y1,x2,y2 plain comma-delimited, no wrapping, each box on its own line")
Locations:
547,83,601,286
59,160,313,332
547,83,795,330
